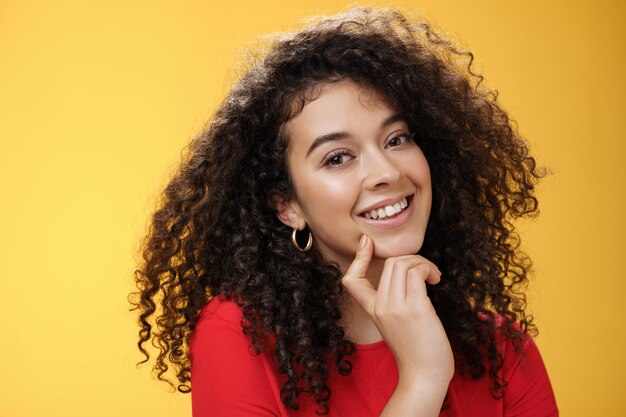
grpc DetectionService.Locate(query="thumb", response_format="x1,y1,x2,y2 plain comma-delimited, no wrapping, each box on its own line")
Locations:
341,235,376,312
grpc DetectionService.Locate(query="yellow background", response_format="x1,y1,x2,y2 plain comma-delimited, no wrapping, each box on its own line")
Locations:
1,0,624,416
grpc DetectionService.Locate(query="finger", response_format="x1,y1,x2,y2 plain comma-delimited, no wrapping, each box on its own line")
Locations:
376,257,393,305
406,264,429,302
388,259,410,305
343,234,374,280
386,256,441,286
406,266,439,316
386,253,441,279
341,235,376,311
402,257,442,285
379,257,436,308
425,264,442,285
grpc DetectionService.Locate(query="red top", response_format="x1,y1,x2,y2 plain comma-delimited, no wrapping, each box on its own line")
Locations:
190,296,558,417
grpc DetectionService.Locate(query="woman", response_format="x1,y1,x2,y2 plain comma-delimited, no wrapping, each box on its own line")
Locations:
132,6,558,416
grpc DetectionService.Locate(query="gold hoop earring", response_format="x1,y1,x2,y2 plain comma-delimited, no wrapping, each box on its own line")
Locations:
291,227,313,252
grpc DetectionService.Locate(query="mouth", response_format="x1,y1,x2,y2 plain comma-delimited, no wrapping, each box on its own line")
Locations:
358,195,414,220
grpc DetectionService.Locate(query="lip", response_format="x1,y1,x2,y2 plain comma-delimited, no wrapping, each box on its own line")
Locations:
356,194,415,229
357,194,412,215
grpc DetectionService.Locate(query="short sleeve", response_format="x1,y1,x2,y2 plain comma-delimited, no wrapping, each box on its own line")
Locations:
190,300,284,417
502,334,559,417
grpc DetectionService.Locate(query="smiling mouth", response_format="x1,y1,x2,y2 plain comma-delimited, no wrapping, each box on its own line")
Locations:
359,195,413,220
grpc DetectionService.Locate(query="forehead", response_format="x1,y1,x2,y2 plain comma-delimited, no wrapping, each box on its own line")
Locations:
281,79,399,146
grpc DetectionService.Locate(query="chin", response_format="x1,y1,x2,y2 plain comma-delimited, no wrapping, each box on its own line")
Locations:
372,237,425,259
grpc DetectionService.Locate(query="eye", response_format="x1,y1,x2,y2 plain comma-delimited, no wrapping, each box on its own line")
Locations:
386,132,415,148
323,149,353,167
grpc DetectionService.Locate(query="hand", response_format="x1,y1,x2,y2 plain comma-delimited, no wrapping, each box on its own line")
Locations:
341,235,454,388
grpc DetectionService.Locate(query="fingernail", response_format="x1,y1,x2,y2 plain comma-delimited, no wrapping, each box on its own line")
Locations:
359,235,368,249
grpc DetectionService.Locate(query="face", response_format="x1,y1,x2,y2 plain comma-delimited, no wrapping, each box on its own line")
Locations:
277,78,432,271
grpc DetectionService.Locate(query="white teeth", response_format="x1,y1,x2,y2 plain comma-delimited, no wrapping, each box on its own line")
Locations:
365,197,409,220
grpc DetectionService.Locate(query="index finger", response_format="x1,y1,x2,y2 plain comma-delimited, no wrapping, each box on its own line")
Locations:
341,235,376,312
343,235,374,280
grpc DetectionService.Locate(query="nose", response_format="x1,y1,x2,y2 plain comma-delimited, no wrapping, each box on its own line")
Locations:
362,150,403,190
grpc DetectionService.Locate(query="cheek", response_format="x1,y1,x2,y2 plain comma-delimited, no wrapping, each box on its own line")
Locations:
406,149,431,184
304,175,357,214
293,172,360,230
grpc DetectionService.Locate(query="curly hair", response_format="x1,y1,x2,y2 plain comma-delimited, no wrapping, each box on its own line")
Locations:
131,5,547,414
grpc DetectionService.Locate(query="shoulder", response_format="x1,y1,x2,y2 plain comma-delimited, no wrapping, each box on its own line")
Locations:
487,314,539,368
197,295,244,327
478,313,545,377
447,314,558,416
190,296,288,416
190,295,251,360
501,332,558,416
490,315,559,416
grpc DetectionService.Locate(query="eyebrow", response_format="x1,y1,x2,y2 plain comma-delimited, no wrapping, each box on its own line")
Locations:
305,112,406,158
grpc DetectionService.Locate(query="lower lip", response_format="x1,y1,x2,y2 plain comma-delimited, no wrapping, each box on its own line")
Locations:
357,195,415,229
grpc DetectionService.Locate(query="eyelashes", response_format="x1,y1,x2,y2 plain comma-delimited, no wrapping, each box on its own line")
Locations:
321,131,416,168
387,132,416,147
323,149,352,167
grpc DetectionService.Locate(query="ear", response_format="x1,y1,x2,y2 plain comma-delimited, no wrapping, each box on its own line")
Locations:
271,194,307,230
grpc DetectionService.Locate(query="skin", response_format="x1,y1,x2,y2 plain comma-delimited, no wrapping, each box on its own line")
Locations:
277,78,432,275
275,78,454,416
345,236,454,416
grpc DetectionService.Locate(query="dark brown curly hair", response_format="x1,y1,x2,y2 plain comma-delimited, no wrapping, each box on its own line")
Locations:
131,5,547,414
